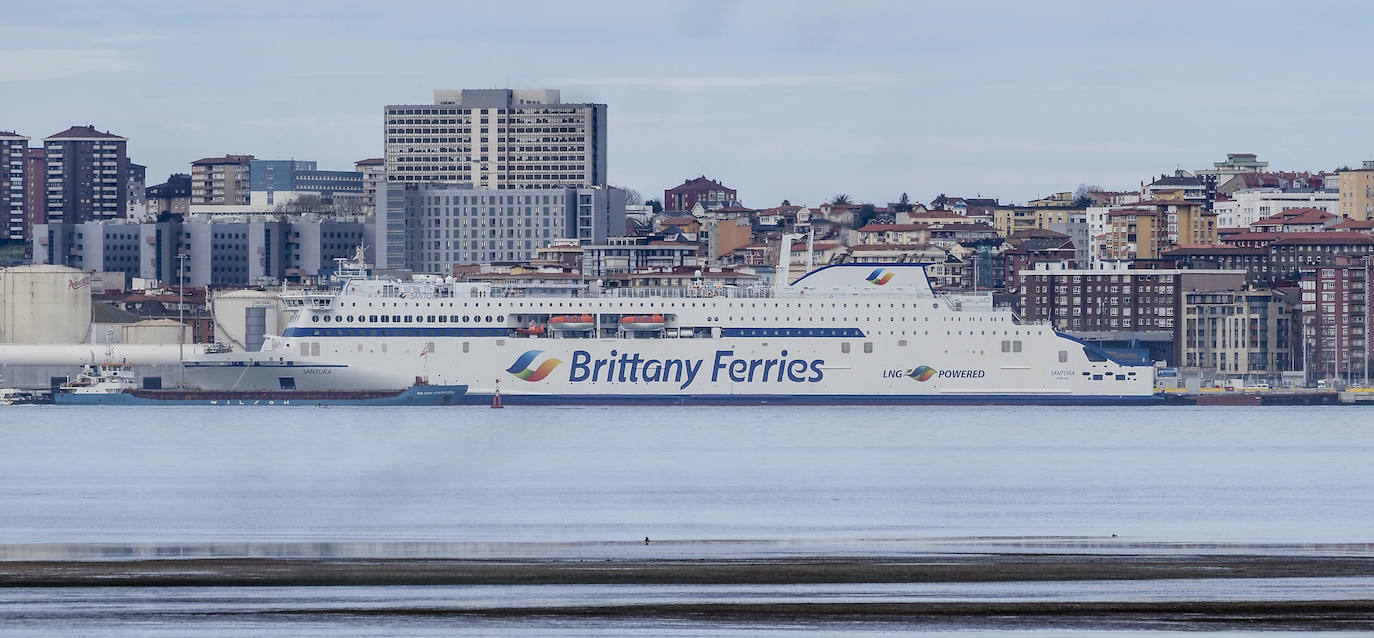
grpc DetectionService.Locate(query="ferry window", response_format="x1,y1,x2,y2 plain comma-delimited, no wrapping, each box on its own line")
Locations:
841,342,851,354
487,316,494,322
863,342,873,354
438,316,447,323
404,315,413,322
311,343,320,357
496,316,504,322
463,316,470,322
1013,341,1022,353
347,316,354,322
1059,350,1068,362
312,315,319,322
322,316,330,322
393,315,401,322
427,315,435,322
381,344,387,353
369,315,377,322
898,340,908,347
462,342,469,353
299,342,308,357
450,315,458,321
380,316,389,323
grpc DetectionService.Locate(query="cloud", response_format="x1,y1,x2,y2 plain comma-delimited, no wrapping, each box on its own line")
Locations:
0,48,137,81
556,73,893,92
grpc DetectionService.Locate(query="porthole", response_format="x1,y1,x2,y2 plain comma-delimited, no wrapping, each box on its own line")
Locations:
312,315,320,322
347,315,354,322
497,315,504,322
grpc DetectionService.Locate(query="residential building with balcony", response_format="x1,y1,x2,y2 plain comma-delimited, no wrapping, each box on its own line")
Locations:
1181,288,1294,377
43,125,129,224
0,131,27,241
189,154,253,210
664,176,737,212
1298,256,1371,384
1338,162,1374,221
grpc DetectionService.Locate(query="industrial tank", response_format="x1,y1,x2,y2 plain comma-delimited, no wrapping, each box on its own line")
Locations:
122,319,188,345
211,290,289,351
0,265,93,344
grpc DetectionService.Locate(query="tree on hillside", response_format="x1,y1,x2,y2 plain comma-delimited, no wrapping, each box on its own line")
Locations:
614,186,644,206
857,203,878,226
645,199,664,214
893,192,913,212
1073,183,1105,208
931,193,949,210
780,199,791,206
830,193,852,205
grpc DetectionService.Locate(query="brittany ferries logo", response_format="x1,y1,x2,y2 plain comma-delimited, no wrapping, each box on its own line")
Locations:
866,268,894,286
907,365,937,381
507,350,563,382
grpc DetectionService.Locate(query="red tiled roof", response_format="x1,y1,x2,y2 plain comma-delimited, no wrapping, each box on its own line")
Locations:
1162,245,1267,256
660,216,698,226
850,243,930,251
668,176,731,192
1271,233,1374,246
1253,207,1335,225
1332,219,1374,230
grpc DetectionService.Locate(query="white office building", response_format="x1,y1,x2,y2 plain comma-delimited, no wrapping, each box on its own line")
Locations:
384,89,607,190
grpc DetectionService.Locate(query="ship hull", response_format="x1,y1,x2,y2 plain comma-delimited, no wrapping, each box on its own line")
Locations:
53,385,466,406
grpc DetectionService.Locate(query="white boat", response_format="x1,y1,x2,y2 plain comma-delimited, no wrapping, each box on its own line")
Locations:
0,378,41,406
59,363,140,396
177,251,1159,405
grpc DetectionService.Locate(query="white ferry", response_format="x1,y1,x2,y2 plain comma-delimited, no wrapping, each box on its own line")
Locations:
181,256,1159,405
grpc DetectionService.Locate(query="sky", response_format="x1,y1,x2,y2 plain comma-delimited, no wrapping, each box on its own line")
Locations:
4,0,1374,208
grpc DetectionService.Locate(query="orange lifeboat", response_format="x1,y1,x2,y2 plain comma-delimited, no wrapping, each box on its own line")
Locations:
514,323,547,336
547,314,594,331
620,314,666,331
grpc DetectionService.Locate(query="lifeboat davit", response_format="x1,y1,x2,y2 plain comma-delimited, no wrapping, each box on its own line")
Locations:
547,314,594,331
515,323,546,336
620,314,666,331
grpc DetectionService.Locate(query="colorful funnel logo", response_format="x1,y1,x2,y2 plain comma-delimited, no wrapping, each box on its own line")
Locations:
507,350,563,382
866,268,894,286
907,365,937,381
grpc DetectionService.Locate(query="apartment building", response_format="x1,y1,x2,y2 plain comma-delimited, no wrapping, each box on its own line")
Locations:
384,89,607,189
1181,288,1294,376
0,131,27,241
190,155,253,208
44,125,129,224
1338,162,1374,221
1299,257,1371,383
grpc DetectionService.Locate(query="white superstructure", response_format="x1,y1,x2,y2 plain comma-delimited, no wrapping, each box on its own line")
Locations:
181,262,1157,405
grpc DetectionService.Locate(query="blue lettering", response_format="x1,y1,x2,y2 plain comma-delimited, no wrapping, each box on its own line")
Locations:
570,351,591,382
809,359,825,382
729,359,749,382
711,350,733,382
643,358,663,382
787,359,809,382
682,358,703,390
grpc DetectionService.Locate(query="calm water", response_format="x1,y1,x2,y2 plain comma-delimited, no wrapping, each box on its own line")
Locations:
1,405,1372,547
3,405,1374,635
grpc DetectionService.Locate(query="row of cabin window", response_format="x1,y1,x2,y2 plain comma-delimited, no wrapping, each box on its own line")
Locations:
315,314,503,324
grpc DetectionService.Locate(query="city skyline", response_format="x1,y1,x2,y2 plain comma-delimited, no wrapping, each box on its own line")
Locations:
4,0,1374,207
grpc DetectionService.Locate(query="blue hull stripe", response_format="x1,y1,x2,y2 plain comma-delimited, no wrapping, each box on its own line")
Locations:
285,327,508,338
461,393,1165,406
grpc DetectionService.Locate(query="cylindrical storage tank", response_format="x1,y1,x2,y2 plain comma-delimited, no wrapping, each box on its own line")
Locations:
122,319,187,345
0,265,93,344
244,306,267,352
211,290,280,350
